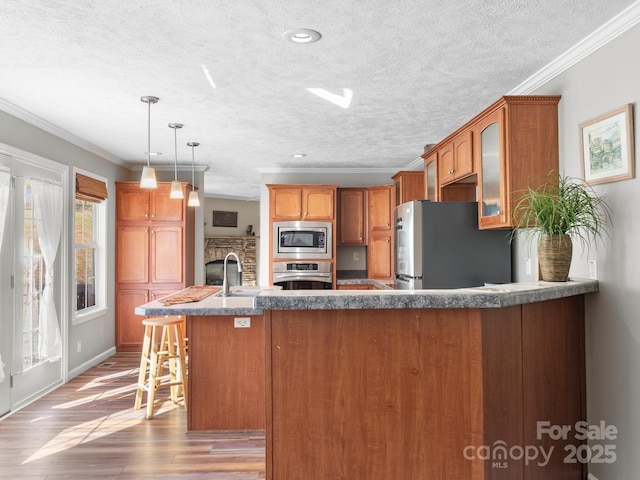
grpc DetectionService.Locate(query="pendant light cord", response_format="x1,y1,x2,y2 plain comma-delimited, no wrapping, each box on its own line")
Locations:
147,100,151,167
191,145,196,190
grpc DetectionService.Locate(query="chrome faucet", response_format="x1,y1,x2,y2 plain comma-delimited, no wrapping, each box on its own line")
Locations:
221,252,242,296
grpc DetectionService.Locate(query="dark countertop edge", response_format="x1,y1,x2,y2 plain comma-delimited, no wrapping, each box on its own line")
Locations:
134,279,598,315
134,306,265,316
336,278,395,290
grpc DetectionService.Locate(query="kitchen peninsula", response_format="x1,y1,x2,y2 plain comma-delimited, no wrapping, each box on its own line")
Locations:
136,280,597,479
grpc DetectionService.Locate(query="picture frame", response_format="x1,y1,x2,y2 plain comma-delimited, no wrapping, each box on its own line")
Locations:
212,210,238,227
579,103,635,185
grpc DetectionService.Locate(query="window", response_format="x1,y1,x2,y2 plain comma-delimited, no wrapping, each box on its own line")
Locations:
75,199,97,311
74,172,108,322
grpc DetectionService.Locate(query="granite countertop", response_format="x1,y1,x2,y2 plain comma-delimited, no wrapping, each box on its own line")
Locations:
135,279,599,316
336,278,395,290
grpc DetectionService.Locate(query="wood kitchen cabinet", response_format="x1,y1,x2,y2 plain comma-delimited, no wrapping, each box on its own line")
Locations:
392,171,424,206
438,129,474,186
268,184,338,220
115,182,195,351
423,150,439,201
367,185,394,281
474,96,561,229
421,95,560,229
338,188,367,245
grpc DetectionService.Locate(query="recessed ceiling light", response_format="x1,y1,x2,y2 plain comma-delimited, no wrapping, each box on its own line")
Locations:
291,153,307,158
282,28,322,44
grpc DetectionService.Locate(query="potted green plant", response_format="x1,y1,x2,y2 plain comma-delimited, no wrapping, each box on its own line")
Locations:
512,172,611,281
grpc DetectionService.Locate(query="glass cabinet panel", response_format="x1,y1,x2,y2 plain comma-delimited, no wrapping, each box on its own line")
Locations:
480,122,500,217
426,160,436,201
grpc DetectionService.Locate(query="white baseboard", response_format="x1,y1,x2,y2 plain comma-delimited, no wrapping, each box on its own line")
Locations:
67,347,117,380
588,473,600,480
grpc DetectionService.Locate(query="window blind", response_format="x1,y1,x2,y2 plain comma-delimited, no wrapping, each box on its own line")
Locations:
75,173,108,202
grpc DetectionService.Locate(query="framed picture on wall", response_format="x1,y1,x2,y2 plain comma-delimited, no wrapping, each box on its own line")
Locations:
579,103,635,185
212,210,238,227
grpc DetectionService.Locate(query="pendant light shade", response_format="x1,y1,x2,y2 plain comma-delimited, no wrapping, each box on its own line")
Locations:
140,96,159,189
140,166,157,189
168,122,184,199
188,189,200,207
187,141,200,207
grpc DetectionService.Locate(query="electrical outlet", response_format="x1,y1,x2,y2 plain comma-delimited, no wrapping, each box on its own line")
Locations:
589,260,598,280
353,252,359,261
77,340,82,353
525,257,532,275
234,317,251,328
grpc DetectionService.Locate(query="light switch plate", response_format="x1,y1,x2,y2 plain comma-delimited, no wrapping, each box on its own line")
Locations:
589,260,598,280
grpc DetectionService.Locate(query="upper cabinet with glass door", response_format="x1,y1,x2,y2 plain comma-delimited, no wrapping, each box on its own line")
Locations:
474,96,561,229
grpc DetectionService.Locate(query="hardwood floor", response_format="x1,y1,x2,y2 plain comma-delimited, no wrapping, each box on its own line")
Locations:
0,352,265,479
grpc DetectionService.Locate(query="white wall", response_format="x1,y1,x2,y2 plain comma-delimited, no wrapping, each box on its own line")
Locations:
0,110,131,377
530,22,640,479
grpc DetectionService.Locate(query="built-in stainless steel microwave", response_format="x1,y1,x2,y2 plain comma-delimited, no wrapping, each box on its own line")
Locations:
273,221,332,259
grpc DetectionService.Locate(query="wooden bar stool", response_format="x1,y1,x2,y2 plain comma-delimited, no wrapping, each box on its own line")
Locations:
134,315,188,419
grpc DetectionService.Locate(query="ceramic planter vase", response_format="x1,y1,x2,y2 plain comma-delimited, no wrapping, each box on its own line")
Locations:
538,233,573,281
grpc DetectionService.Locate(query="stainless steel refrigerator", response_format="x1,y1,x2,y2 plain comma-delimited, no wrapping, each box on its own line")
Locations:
394,200,512,289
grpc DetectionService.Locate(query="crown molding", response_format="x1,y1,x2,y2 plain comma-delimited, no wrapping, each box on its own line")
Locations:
0,97,124,165
130,164,209,173
510,1,640,94
257,167,399,174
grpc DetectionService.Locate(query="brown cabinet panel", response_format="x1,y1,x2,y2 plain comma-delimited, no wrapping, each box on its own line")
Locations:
367,185,393,231
367,185,394,281
116,226,149,284
267,298,586,479
152,185,185,222
338,188,367,245
150,226,184,284
117,188,150,221
188,315,265,431
303,187,335,220
367,233,393,279
439,130,474,186
268,185,337,221
269,187,302,219
392,171,424,206
115,289,150,352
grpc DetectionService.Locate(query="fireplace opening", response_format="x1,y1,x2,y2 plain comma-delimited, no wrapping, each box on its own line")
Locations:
205,260,242,286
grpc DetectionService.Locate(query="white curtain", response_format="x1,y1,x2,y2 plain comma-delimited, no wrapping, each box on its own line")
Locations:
32,178,63,362
0,169,11,381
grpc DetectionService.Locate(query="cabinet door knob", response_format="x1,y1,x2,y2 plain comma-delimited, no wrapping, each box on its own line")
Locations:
386,239,390,243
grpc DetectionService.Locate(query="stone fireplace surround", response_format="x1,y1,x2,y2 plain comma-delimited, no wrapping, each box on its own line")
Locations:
204,236,257,286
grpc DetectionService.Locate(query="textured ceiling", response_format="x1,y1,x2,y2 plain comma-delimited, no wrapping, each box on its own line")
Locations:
0,0,637,199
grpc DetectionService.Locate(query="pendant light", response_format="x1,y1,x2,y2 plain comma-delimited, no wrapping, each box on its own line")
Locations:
187,141,200,207
168,123,184,199
140,96,159,189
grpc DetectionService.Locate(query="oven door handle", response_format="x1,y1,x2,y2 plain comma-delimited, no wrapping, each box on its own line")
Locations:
273,272,333,282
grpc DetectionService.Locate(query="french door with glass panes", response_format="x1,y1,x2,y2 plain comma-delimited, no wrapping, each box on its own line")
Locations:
0,153,65,416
